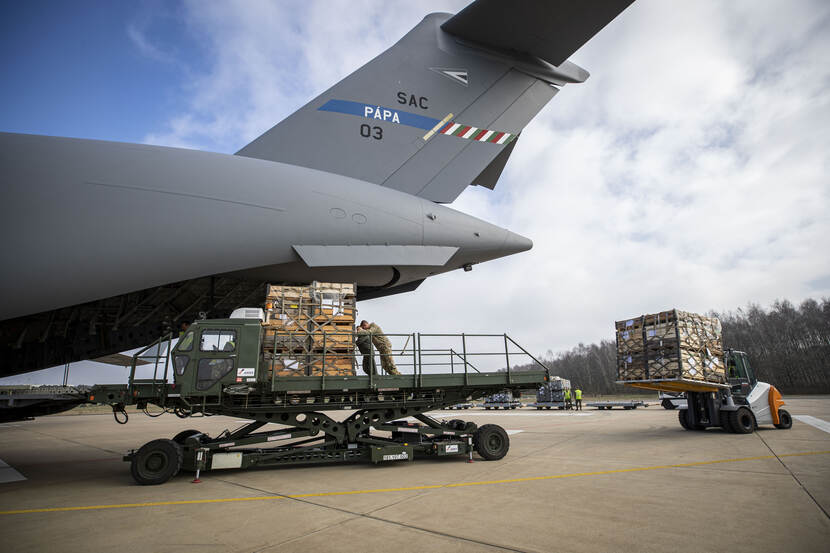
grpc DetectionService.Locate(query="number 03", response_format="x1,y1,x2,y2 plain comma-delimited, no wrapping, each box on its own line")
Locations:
360,124,383,140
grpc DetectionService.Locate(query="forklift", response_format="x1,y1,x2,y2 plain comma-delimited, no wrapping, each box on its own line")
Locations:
677,350,792,433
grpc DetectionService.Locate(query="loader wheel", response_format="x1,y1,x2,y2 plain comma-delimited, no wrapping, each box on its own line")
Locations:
449,419,467,431
730,407,755,434
474,424,510,461
172,429,202,445
662,399,676,410
131,439,182,485
774,409,792,429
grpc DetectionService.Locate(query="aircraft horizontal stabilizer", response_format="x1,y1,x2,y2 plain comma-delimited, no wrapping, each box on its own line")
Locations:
237,1,633,203
441,0,635,67
293,245,459,267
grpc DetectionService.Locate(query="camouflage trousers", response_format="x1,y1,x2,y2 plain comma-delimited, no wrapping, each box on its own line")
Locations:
375,345,400,375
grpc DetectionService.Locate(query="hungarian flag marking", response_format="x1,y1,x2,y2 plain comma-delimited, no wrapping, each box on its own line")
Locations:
438,121,516,145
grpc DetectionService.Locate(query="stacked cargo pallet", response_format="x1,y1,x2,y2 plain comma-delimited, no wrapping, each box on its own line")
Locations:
536,377,570,403
262,282,356,377
616,309,726,384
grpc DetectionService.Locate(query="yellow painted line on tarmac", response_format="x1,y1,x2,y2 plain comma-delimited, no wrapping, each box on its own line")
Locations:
2,450,829,516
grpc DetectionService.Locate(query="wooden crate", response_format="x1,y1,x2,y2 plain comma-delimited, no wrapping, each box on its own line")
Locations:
615,316,646,333
309,322,354,349
617,353,647,381
616,327,643,354
263,313,309,328
309,355,356,376
265,285,312,300
647,352,726,382
311,282,356,297
615,308,725,385
265,355,308,378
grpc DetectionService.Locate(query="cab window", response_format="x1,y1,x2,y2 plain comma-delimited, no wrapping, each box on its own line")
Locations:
174,355,189,375
177,331,194,352
200,330,236,352
197,358,235,390
727,355,747,379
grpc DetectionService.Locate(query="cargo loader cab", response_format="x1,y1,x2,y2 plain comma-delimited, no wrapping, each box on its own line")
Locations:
171,317,263,397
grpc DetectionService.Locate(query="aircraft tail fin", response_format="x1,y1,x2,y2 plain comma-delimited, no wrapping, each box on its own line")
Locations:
236,1,633,203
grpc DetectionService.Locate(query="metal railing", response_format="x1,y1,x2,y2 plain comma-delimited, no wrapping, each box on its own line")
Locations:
265,331,550,389
128,333,173,398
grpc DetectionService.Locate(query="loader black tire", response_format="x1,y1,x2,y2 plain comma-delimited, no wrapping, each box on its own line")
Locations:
730,407,755,434
662,399,677,410
172,429,202,445
474,424,510,461
774,409,792,429
131,439,182,485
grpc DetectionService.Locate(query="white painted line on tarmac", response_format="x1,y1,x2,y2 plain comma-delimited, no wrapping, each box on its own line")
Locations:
793,415,830,434
0,459,26,483
506,430,524,435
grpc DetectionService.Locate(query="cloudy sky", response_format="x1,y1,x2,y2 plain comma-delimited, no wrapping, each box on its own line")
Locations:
2,0,828,384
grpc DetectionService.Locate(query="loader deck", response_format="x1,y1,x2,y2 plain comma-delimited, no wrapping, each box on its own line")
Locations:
86,330,550,484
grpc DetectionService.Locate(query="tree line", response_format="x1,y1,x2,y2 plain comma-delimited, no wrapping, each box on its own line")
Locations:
510,298,830,395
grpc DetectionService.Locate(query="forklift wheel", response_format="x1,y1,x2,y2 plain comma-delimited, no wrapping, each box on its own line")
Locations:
661,399,676,410
730,407,755,434
719,412,735,433
474,424,510,461
678,410,691,430
131,439,183,485
678,410,705,430
774,409,793,429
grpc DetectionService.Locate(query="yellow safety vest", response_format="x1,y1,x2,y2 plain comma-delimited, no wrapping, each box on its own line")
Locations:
575,389,582,400
564,390,571,399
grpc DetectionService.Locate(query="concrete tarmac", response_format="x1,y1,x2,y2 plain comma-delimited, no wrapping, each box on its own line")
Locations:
1,397,828,553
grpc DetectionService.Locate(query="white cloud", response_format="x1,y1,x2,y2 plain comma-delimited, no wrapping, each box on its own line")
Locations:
141,0,830,359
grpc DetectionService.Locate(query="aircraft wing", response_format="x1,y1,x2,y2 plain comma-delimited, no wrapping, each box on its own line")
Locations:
92,354,150,367
441,0,635,67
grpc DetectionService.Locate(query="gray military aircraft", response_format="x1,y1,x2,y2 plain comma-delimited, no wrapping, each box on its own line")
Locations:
0,0,634,377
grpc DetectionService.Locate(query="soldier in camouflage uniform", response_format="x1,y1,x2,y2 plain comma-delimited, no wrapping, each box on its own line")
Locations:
358,320,400,375
355,323,378,376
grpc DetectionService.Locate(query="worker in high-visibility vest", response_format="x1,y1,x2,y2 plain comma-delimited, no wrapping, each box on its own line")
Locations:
564,388,572,410
574,388,583,411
